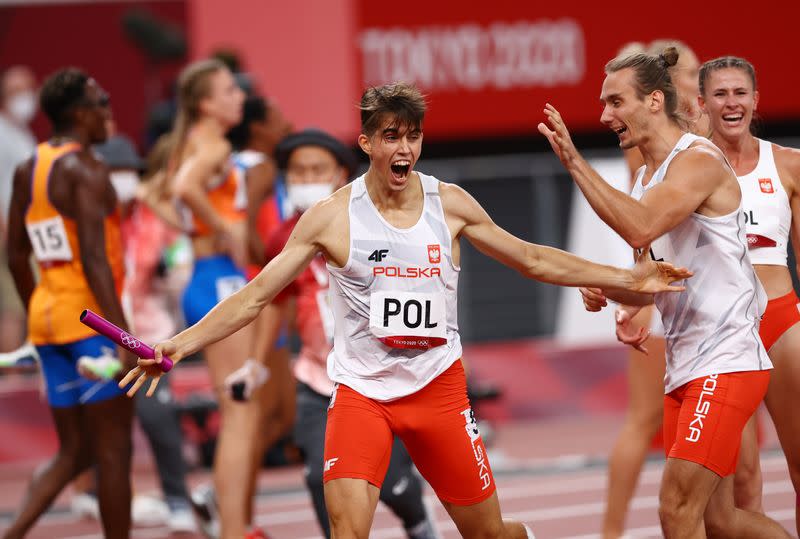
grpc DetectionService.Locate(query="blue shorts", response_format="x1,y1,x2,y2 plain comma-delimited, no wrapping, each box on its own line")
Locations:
37,335,127,408
182,255,248,327
182,255,288,348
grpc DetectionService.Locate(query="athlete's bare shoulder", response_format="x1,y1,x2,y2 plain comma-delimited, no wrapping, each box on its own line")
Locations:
299,183,352,238
51,148,114,218
439,181,486,223
669,142,731,183
294,183,352,266
188,129,231,164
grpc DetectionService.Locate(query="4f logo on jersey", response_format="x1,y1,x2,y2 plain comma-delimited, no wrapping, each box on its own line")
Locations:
427,244,441,264
759,178,774,194
368,249,389,262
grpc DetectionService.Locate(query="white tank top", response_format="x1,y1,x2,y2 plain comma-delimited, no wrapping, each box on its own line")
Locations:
631,133,771,393
326,173,462,401
737,138,791,266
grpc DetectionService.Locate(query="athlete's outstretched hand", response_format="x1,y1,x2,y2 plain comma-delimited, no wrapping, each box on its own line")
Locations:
615,306,650,354
629,246,692,294
580,287,608,312
118,339,181,398
538,104,580,168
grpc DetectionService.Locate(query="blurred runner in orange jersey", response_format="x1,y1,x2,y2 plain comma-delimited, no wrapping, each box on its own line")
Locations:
151,59,257,539
4,68,134,539
700,55,800,536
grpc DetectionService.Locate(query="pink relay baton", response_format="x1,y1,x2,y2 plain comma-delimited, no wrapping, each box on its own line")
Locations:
79,309,174,372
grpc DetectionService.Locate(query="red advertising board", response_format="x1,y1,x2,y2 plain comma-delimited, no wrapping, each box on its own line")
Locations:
355,1,800,139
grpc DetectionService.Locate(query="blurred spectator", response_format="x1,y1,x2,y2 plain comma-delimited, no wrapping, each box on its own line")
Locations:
91,132,196,533
0,66,37,353
0,66,37,224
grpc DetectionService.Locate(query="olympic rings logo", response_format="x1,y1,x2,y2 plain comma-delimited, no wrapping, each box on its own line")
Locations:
120,332,141,350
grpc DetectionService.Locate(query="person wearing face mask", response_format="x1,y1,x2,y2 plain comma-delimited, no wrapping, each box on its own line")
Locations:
227,128,441,539
0,66,37,357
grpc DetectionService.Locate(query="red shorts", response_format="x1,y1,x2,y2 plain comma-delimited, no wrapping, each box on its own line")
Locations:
759,290,800,352
663,370,770,477
323,360,496,505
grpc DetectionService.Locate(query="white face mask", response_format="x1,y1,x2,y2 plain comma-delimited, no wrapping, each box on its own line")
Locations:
111,170,140,204
6,91,36,125
287,182,334,213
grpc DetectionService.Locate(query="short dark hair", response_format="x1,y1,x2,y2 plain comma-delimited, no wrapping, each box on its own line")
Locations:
360,82,426,136
227,95,268,150
605,46,684,127
40,68,90,131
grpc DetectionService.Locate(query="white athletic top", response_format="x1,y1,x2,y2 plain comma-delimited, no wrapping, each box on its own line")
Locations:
737,138,791,266
326,173,462,401
631,133,772,393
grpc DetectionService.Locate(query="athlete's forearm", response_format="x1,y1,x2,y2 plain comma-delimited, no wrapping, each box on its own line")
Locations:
249,303,285,366
172,282,263,360
567,157,652,248
173,247,312,359
527,243,634,290
603,288,654,306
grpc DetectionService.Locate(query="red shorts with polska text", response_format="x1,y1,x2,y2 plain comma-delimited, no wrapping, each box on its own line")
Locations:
323,360,496,505
663,370,770,477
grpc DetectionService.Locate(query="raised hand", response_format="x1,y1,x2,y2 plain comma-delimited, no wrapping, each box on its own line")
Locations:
537,104,580,167
615,306,650,354
630,246,692,294
118,339,179,397
580,287,608,312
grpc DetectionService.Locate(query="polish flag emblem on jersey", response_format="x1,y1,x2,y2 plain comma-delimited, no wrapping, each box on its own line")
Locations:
759,178,774,194
427,244,441,264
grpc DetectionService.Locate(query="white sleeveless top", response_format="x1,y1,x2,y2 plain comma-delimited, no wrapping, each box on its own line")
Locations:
737,138,791,266
326,173,462,401
631,133,771,393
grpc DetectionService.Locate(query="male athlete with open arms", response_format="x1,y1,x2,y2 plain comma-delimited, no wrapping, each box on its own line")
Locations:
123,82,690,539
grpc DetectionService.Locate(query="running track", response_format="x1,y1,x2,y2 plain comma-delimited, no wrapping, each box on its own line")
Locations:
1,418,795,538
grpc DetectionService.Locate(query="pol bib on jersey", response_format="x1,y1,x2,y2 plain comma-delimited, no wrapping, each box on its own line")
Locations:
369,290,447,349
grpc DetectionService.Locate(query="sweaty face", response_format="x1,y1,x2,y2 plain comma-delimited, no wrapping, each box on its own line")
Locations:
600,69,650,150
699,67,757,142
203,69,245,128
359,115,422,191
81,79,111,144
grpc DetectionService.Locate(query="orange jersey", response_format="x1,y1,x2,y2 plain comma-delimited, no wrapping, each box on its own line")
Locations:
189,165,247,237
25,142,125,345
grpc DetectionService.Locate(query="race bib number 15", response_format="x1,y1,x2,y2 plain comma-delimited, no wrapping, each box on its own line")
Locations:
26,216,73,262
369,291,447,349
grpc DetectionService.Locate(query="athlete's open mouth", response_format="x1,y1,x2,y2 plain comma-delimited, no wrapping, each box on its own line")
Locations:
722,114,744,124
391,160,411,179
613,126,627,136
